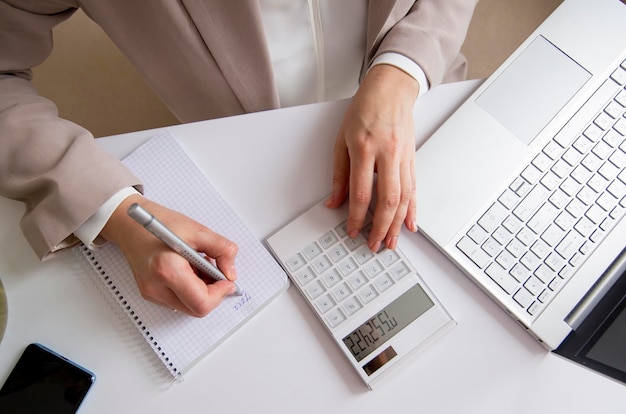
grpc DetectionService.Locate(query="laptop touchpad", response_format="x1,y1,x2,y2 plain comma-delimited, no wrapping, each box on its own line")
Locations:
476,36,591,145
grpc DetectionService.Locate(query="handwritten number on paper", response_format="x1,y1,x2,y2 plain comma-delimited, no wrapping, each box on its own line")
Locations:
233,291,252,311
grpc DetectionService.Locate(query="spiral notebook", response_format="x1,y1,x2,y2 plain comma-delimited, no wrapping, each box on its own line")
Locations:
79,130,289,379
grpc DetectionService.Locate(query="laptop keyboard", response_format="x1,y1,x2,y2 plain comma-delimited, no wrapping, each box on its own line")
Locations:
457,58,626,321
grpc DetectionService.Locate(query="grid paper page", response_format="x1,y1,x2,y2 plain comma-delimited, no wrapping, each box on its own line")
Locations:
80,131,288,377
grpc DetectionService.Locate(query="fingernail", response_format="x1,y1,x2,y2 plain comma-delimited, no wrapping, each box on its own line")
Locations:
386,236,398,250
325,192,334,207
348,229,359,239
410,220,418,232
229,265,238,280
369,240,381,252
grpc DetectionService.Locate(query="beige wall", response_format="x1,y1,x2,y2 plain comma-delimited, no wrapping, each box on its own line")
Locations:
31,0,563,138
31,11,178,138
461,0,562,79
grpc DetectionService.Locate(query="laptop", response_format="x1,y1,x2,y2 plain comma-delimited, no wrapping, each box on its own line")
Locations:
414,0,626,382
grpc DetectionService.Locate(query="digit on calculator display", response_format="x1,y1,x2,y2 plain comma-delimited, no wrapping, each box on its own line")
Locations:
342,284,434,362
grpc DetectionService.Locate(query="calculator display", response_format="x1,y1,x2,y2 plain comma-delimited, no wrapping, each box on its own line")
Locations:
342,284,434,362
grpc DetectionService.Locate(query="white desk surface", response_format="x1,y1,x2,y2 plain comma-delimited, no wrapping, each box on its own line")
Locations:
1,79,624,413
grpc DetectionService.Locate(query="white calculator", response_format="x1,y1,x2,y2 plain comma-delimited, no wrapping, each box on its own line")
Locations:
266,198,455,389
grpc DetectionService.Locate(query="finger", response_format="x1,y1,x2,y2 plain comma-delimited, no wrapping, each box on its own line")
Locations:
167,263,236,317
384,157,414,250
368,156,402,251
328,135,350,209
347,143,375,239
190,228,239,281
136,263,197,315
142,284,191,314
144,252,235,317
152,281,236,317
404,156,418,233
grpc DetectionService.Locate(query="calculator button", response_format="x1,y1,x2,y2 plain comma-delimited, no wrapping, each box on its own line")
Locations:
321,268,342,288
305,280,326,300
311,255,332,274
353,245,374,264
337,257,358,276
358,285,378,304
334,221,348,238
326,308,346,328
342,296,362,316
287,253,306,272
344,235,365,251
327,244,348,262
389,261,410,281
374,273,394,292
379,249,400,267
302,242,323,260
347,270,368,291
318,231,338,249
315,294,336,314
364,259,384,278
361,222,373,239
332,282,352,302
294,266,315,286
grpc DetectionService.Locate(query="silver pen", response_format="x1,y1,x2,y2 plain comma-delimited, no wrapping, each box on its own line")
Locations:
127,203,243,296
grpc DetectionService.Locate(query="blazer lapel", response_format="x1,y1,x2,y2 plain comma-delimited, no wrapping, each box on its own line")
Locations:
180,0,279,113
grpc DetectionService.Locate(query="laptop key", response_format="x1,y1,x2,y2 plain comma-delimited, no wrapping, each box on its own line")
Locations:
457,236,490,269
514,185,550,221
485,263,518,294
478,202,508,233
513,288,533,308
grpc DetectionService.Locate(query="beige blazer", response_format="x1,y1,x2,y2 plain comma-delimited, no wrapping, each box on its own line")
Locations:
0,0,477,259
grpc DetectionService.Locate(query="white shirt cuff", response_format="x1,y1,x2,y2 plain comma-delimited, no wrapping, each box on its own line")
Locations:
370,52,430,98
74,187,141,250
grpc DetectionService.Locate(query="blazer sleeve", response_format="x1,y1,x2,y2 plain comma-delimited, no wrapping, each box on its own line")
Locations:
0,1,142,260
365,0,479,86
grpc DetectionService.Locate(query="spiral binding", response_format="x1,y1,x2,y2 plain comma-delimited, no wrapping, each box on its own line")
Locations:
76,244,182,381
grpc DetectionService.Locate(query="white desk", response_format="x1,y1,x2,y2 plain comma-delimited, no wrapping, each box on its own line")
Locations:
1,80,624,413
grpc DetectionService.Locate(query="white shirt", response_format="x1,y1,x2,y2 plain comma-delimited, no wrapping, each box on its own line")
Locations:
261,0,428,106
76,0,429,250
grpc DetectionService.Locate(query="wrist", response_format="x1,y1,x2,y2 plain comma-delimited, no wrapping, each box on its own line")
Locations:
75,187,140,249
363,64,420,104
369,53,429,98
100,193,145,247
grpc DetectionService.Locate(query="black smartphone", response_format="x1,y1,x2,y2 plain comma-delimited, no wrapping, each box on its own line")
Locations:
0,343,95,414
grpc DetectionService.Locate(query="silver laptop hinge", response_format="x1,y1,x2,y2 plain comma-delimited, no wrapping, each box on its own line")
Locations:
565,248,626,331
